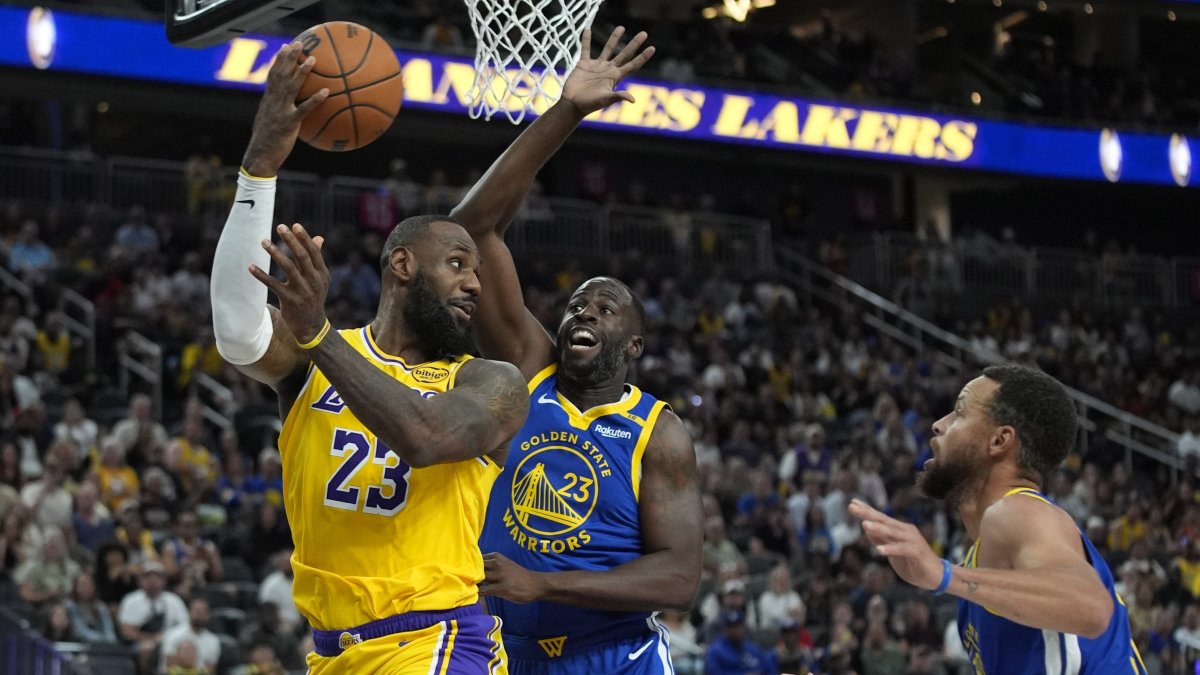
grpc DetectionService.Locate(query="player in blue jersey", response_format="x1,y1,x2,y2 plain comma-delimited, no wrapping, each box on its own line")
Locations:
452,27,703,675
849,364,1148,675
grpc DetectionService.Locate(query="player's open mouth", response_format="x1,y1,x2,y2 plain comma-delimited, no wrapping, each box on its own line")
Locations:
567,327,599,353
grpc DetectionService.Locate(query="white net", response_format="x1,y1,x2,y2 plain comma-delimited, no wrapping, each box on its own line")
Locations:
462,0,605,124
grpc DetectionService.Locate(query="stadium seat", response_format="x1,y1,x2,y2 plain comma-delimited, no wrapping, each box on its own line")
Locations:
211,607,246,637
222,555,257,583
216,633,244,672
53,641,137,675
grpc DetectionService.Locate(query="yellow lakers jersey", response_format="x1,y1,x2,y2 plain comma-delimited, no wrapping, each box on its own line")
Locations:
278,326,502,631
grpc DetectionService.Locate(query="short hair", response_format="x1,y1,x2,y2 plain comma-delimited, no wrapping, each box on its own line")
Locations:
981,364,1077,483
379,214,464,270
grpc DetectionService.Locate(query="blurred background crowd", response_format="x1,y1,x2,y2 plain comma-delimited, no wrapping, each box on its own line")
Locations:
0,160,1198,674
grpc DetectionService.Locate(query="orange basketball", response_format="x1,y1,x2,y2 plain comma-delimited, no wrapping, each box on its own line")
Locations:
294,21,403,152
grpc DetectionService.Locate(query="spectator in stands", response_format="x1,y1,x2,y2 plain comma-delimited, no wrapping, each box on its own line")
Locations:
34,311,72,378
165,419,217,498
246,447,283,508
238,602,300,672
1108,501,1148,553
71,481,115,552
1168,370,1200,416
64,572,117,644
20,446,72,530
0,439,23,492
117,560,189,674
705,609,777,675
7,219,55,285
703,515,746,578
112,393,168,471
95,437,140,513
115,505,159,568
779,422,834,493
234,501,290,574
858,619,905,675
160,510,223,596
160,597,221,675
420,13,464,50
54,398,98,469
41,601,76,643
231,644,285,675
256,547,299,634
95,540,139,608
757,563,805,630
659,609,704,674
15,528,80,610
113,205,160,257
1179,416,1200,462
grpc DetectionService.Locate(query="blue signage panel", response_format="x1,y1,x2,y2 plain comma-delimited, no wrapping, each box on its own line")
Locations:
0,5,1193,187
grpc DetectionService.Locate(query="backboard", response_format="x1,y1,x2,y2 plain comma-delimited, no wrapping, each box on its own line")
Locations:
165,0,322,47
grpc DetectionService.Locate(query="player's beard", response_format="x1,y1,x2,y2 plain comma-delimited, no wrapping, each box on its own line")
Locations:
558,336,625,389
916,442,982,505
404,270,477,359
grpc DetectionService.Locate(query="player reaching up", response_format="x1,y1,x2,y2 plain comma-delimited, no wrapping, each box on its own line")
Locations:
210,41,528,674
452,27,704,675
850,364,1148,674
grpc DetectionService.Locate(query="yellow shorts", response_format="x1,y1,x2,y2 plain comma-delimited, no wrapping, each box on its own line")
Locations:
307,614,508,675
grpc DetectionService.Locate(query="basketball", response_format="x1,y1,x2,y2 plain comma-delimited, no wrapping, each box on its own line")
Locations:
294,21,403,152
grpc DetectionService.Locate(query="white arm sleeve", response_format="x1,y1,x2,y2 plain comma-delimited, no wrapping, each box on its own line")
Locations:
211,171,277,365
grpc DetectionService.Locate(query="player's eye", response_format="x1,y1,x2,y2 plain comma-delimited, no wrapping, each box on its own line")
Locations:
449,259,462,269
600,306,614,315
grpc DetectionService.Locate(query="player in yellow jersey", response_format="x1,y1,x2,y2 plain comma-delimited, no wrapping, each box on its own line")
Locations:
209,43,529,674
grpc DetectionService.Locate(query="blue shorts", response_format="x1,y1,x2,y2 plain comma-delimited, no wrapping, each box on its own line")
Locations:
505,624,674,675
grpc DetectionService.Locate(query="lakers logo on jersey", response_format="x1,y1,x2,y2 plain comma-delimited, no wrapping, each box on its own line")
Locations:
538,636,567,658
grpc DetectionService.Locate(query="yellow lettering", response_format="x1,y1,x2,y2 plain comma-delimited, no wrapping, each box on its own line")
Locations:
540,539,550,553
566,536,580,551
579,530,591,545
890,115,923,156
432,62,477,106
851,111,898,153
799,105,857,148
517,531,527,547
601,470,612,477
400,58,433,103
712,95,755,137
215,38,272,84
939,121,977,161
664,89,704,131
526,536,537,551
911,117,943,159
528,436,540,447
502,509,515,528
550,539,567,554
754,101,801,143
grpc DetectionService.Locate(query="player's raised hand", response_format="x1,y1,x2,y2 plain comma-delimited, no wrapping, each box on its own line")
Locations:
242,41,330,178
560,26,655,117
848,499,944,592
480,552,545,603
249,223,330,345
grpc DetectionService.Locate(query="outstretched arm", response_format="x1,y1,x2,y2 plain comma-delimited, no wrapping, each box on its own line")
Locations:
211,41,329,390
251,223,529,467
849,497,1113,638
481,410,702,611
451,27,654,381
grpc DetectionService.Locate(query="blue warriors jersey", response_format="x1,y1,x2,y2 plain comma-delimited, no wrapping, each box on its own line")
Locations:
279,327,502,631
479,364,670,659
958,488,1149,675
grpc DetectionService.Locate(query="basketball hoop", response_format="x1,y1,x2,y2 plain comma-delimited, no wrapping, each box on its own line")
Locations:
462,0,604,124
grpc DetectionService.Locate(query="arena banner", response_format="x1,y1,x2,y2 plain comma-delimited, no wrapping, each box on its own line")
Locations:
0,5,1193,187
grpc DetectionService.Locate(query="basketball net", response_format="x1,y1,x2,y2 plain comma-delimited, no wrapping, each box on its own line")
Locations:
462,0,604,124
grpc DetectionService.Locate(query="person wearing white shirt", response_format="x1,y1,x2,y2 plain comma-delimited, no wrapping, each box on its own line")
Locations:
756,565,805,630
54,399,99,464
20,454,72,530
257,548,301,633
1178,417,1200,462
160,597,221,674
117,561,189,674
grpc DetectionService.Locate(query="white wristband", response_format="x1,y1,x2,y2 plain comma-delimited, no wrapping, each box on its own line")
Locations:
211,171,277,365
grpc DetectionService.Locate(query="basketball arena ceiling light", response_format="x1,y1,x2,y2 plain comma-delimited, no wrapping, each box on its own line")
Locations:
701,0,776,22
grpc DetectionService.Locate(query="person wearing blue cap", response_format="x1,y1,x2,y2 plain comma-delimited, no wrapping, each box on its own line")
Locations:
704,609,778,675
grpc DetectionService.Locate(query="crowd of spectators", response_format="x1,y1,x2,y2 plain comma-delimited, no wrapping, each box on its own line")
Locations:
1,158,1199,675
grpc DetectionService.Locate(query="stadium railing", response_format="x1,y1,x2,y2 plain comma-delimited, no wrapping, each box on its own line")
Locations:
116,330,164,420
777,244,1193,485
0,605,87,675
850,231,1193,310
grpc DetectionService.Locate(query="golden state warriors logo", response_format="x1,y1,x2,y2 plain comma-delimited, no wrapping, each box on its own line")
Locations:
502,430,613,554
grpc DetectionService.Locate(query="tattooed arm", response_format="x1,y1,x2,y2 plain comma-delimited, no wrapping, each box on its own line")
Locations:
307,335,528,466
481,410,702,611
